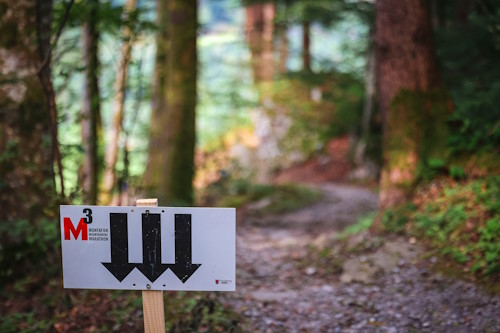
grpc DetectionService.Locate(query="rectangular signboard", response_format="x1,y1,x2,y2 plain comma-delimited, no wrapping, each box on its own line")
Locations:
60,205,235,291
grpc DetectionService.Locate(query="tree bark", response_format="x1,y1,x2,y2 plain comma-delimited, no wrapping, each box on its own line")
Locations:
143,0,168,202
277,3,289,74
302,20,311,72
144,0,198,206
245,3,275,85
278,27,288,74
375,0,451,209
0,0,55,221
101,0,137,204
354,44,376,166
81,0,101,205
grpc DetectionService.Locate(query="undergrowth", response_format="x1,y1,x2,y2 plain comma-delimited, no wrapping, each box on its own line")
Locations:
0,222,60,283
337,212,376,239
200,178,322,214
382,176,500,277
0,285,242,332
166,292,242,333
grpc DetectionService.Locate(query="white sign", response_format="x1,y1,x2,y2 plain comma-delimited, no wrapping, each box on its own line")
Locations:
60,205,235,291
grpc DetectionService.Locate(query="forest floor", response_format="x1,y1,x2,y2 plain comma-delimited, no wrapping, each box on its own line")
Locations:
221,182,500,333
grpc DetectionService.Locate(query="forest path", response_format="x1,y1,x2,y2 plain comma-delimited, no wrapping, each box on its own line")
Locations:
221,183,500,333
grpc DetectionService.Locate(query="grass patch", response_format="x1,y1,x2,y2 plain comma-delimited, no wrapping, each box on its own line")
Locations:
256,183,323,214
165,292,242,333
382,176,500,278
337,212,377,239
203,178,322,214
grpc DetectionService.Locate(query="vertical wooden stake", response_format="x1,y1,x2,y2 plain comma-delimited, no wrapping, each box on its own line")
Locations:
136,198,165,333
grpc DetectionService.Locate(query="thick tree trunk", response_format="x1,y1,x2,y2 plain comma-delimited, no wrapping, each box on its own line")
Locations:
0,0,55,221
81,0,101,205
245,3,275,85
101,0,137,204
244,2,277,182
302,20,311,72
144,0,197,206
143,0,168,202
375,0,451,209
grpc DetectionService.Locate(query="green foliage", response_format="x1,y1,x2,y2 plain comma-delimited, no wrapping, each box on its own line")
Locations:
227,180,321,214
53,0,155,36
382,204,416,234
418,158,447,181
279,0,343,26
382,176,500,277
436,9,500,154
202,177,322,214
479,219,500,274
166,293,242,333
0,218,60,283
418,160,469,182
271,71,364,158
449,165,466,180
271,0,374,29
338,212,376,238
259,183,322,214
0,313,53,333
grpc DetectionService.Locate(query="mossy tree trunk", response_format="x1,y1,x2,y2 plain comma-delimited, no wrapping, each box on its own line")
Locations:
0,0,55,221
144,0,197,206
81,0,101,205
375,0,452,209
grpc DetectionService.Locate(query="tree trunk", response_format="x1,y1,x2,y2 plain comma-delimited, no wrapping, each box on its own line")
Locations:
0,0,55,221
143,0,168,203
101,0,137,204
245,3,275,85
375,0,452,209
278,28,289,74
302,20,311,72
144,0,197,206
354,44,376,166
81,0,101,205
277,4,289,74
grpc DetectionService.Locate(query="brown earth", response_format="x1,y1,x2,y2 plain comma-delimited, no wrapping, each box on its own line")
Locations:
275,137,352,184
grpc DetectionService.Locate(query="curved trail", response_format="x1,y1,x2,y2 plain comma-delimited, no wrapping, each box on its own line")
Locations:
221,183,500,333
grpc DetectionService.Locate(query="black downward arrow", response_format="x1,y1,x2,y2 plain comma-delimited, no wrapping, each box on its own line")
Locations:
102,213,136,282
167,214,201,283
136,213,169,282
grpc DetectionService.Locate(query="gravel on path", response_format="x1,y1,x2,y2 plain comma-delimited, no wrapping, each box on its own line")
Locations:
221,183,500,333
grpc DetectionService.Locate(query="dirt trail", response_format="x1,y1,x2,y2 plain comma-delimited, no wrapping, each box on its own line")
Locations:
221,183,500,333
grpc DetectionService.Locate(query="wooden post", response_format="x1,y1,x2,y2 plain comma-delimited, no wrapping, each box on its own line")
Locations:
136,198,165,333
